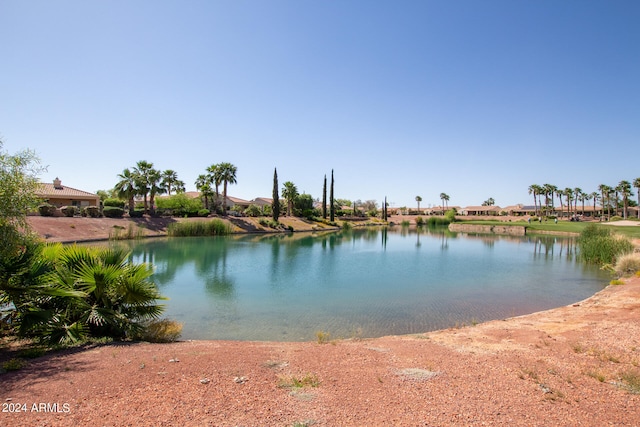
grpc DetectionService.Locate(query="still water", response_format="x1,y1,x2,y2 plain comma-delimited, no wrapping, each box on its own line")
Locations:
115,227,608,341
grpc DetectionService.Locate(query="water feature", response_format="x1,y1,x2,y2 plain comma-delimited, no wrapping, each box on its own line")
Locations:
112,227,608,341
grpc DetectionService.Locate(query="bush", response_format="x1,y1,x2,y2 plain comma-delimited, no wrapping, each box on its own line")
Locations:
135,319,183,343
61,206,76,217
128,209,144,218
415,216,424,226
197,209,210,217
103,198,125,208
578,224,634,265
167,219,232,236
84,206,102,218
156,194,203,217
38,204,57,216
614,253,640,277
244,204,262,217
103,206,124,218
444,209,457,223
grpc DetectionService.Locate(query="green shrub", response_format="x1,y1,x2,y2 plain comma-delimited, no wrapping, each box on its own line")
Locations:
156,194,203,217
61,206,76,217
197,209,210,217
401,220,410,227
2,358,25,371
103,198,125,208
444,209,457,222
244,204,261,217
38,204,57,216
103,206,124,218
428,216,450,226
128,209,144,218
415,216,424,226
578,224,634,265
84,206,102,218
167,219,232,236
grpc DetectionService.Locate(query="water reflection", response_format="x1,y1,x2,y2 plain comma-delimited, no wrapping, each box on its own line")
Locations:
103,227,608,341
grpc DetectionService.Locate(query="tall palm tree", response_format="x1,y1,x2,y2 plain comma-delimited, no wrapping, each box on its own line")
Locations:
573,187,583,215
161,170,179,196
634,178,640,219
195,174,213,210
528,184,541,216
617,180,632,219
114,168,137,213
439,193,449,215
563,188,573,217
133,160,155,214
147,168,164,216
206,164,223,214
217,162,237,215
415,196,422,214
598,184,612,220
282,181,298,216
590,192,599,218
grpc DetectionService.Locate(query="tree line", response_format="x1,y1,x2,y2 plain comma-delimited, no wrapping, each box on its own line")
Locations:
528,180,640,220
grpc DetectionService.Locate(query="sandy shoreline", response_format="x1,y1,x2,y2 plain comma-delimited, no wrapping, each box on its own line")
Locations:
2,216,638,425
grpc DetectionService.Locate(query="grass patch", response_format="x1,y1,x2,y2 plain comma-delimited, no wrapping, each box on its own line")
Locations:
167,219,232,237
587,370,607,382
577,224,634,265
109,224,146,240
620,370,640,394
315,330,331,344
278,373,320,389
610,279,625,286
134,319,183,343
2,358,26,372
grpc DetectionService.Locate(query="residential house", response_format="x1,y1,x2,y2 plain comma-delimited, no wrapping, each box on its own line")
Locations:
36,178,100,208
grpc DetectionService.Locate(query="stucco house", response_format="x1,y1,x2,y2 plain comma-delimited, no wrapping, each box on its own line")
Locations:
36,178,100,208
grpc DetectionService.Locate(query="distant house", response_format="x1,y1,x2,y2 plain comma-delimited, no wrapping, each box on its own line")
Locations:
36,178,100,208
250,197,273,207
459,206,502,216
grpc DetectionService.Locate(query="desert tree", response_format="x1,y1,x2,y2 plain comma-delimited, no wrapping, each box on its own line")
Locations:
272,168,280,221
634,178,640,219
322,175,327,219
330,170,335,222
282,181,298,217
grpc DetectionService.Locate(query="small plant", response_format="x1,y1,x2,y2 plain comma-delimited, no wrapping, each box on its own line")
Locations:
110,224,146,240
18,347,47,359
316,330,331,344
614,253,640,277
587,370,607,382
401,220,410,227
135,319,183,343
103,206,125,218
620,370,640,393
278,373,320,389
61,206,76,217
38,204,57,216
415,216,424,226
610,279,625,286
2,358,26,371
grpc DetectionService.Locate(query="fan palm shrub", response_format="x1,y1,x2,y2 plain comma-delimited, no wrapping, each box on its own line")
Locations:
17,244,165,345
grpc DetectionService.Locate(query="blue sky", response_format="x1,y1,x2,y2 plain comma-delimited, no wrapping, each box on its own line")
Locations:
1,1,638,209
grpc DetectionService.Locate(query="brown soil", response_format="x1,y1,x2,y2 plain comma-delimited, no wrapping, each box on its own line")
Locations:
2,217,638,426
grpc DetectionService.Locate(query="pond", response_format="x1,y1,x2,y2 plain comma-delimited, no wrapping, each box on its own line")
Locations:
111,227,608,341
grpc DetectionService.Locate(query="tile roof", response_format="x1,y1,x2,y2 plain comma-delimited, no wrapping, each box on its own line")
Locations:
37,181,99,199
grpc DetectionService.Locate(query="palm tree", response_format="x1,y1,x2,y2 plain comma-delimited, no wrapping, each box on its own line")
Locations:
598,184,612,220
161,170,179,196
195,174,213,210
24,244,165,344
415,196,422,214
617,180,632,219
206,164,223,213
528,184,541,216
147,168,164,216
217,162,237,215
132,160,155,214
573,187,583,215
282,181,298,216
114,168,137,213
563,188,573,218
439,193,449,215
634,178,640,219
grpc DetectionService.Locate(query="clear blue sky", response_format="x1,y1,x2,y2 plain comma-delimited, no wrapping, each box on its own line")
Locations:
2,1,638,209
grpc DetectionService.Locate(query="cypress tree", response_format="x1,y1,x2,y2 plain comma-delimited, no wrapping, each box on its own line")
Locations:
322,175,327,219
330,169,335,222
272,168,280,222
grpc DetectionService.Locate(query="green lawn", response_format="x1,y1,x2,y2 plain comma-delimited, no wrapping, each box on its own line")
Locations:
459,219,640,239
